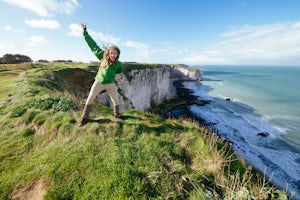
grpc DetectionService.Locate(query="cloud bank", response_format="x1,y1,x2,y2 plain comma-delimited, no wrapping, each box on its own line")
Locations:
182,21,300,65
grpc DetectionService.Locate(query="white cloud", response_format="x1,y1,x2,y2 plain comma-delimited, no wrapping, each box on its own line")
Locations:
3,25,14,31
182,21,300,65
3,0,79,17
61,0,79,15
2,25,24,32
67,23,152,61
91,31,120,45
67,23,82,37
28,35,48,46
122,41,151,59
25,19,61,29
123,41,149,50
68,23,120,45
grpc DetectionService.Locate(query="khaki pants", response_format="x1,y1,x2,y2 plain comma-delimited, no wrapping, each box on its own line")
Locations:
85,80,119,106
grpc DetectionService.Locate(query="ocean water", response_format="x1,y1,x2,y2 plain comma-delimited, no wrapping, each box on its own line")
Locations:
184,65,300,198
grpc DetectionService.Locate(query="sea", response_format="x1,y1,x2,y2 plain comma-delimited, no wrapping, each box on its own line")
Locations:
184,65,300,199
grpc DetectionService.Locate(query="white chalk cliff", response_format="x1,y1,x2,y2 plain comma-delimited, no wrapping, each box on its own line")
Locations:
94,65,202,111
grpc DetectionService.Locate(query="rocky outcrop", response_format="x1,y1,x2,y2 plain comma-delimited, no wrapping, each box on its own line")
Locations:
94,65,202,111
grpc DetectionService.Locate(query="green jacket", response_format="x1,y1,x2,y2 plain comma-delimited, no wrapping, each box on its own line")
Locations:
83,30,123,84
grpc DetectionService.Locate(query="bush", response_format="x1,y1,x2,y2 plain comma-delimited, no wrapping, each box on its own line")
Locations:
31,96,76,111
10,96,76,118
10,106,27,118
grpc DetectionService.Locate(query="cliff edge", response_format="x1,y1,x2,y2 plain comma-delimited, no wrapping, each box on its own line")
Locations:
93,64,202,111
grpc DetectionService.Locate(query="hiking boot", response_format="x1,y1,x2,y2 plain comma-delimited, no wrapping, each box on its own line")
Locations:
78,117,89,127
78,104,91,127
114,105,121,118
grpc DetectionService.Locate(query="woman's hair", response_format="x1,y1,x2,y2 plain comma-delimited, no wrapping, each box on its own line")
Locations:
101,44,120,67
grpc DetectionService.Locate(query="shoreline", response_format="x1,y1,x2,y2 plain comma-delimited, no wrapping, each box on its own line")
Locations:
171,80,228,137
170,79,299,199
170,80,209,123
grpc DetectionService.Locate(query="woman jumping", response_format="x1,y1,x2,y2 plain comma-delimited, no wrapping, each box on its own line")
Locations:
79,23,123,127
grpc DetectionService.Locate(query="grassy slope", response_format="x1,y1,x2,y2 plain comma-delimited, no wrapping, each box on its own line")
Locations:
0,63,289,199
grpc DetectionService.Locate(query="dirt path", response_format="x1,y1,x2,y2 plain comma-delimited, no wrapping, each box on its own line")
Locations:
10,178,50,200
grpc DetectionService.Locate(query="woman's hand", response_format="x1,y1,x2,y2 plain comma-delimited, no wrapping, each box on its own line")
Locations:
81,23,86,30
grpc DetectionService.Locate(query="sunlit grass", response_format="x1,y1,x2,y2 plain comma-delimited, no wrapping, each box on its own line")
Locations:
0,63,290,199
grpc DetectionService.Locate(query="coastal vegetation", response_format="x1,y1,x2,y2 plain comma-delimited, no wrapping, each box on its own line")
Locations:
0,62,290,199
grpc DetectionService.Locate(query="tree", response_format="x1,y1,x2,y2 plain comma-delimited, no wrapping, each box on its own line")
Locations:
1,54,32,64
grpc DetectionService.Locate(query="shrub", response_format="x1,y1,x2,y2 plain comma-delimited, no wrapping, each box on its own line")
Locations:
10,106,27,118
10,96,75,119
31,96,76,111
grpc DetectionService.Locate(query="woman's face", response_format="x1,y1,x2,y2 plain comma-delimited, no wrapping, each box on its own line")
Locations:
109,49,119,62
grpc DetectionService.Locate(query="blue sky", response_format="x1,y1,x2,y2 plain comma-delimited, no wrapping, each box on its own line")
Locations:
1,0,300,65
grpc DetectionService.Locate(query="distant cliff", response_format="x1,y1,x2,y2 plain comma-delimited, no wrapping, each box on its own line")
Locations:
93,65,202,111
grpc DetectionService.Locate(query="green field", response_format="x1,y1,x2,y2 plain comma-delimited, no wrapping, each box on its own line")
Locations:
0,63,289,199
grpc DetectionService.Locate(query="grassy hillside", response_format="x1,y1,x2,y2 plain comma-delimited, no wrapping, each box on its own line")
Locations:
0,63,289,199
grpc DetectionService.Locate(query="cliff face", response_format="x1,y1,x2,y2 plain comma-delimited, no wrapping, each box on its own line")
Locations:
94,65,202,111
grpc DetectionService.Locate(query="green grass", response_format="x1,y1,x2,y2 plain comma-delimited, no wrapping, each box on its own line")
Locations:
0,73,18,100
0,63,290,199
